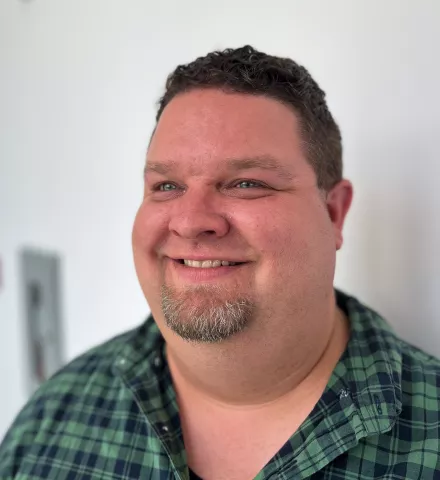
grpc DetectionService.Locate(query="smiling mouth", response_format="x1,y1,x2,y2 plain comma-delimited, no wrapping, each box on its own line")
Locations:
175,259,245,268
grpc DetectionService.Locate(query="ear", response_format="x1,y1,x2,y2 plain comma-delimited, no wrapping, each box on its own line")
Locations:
325,180,353,251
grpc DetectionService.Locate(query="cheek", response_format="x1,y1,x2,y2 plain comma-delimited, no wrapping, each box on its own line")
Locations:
237,199,334,281
132,202,170,290
132,203,171,301
132,201,169,255
234,200,310,256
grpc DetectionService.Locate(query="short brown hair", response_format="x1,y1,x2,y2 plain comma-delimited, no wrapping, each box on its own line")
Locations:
155,45,343,191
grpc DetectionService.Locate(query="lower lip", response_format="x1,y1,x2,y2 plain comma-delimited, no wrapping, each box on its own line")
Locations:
169,259,247,282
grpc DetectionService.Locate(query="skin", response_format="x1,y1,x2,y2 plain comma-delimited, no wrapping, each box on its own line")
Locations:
132,89,353,479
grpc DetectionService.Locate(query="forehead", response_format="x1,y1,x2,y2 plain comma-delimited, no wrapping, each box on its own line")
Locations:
148,89,307,174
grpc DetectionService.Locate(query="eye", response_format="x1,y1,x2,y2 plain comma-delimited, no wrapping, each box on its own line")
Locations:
146,181,184,201
156,182,177,191
233,180,265,189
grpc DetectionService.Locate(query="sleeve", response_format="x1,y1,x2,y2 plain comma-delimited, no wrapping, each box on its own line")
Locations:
0,392,45,478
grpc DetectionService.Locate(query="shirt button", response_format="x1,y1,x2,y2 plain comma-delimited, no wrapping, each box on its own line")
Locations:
161,425,169,433
339,388,350,399
118,358,127,367
153,356,162,368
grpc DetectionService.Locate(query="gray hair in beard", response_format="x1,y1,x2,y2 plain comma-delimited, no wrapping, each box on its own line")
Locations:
161,284,254,343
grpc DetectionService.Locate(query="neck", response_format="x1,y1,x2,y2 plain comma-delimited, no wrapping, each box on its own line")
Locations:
163,293,350,407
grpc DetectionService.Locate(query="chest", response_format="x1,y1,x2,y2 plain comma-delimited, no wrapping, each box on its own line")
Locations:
181,406,309,480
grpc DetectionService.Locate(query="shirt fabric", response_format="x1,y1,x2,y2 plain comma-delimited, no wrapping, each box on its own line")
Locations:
1,290,440,479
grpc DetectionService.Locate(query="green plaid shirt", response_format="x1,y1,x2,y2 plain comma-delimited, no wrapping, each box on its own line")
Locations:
1,290,440,479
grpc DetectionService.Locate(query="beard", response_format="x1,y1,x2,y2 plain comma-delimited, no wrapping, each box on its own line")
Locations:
161,283,255,343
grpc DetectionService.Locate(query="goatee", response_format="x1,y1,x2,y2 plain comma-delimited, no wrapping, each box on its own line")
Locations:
161,284,254,343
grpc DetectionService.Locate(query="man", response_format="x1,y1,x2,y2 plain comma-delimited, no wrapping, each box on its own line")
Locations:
1,45,439,480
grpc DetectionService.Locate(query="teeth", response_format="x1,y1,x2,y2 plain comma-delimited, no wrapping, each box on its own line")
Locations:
183,260,237,268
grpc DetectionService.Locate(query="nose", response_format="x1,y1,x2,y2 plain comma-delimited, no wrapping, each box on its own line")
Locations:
168,194,230,240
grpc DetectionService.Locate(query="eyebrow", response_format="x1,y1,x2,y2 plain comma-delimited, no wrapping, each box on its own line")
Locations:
226,156,294,180
144,155,294,181
144,161,177,176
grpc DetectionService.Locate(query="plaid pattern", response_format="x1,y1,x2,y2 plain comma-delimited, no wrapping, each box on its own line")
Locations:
1,290,440,479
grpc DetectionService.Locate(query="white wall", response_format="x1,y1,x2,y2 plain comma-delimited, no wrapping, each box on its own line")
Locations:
1,0,439,438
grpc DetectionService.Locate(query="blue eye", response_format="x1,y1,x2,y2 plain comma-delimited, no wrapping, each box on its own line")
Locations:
158,183,177,191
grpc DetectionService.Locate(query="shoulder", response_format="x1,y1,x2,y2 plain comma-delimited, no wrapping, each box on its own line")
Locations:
340,289,440,397
0,324,141,476
386,339,440,475
337,291,440,476
30,325,134,402
397,336,440,408
338,289,440,431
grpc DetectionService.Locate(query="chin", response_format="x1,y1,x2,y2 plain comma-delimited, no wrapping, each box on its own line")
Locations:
159,283,255,343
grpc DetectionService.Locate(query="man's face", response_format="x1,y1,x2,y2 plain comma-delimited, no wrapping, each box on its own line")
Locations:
133,89,341,343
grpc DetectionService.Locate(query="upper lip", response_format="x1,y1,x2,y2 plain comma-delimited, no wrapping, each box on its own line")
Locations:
168,255,248,262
